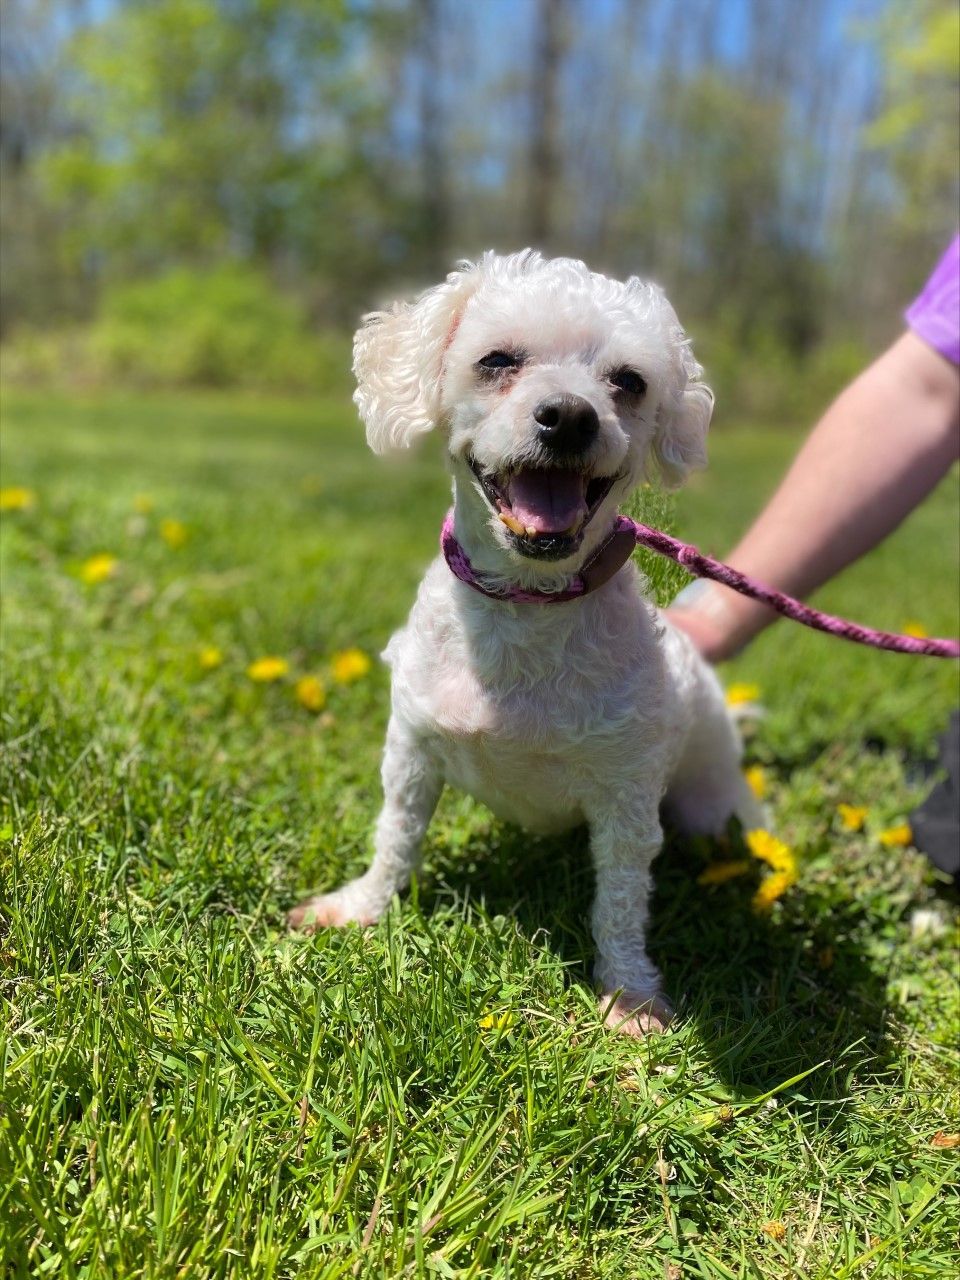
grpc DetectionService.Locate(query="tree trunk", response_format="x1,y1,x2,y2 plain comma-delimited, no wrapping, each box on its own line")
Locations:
527,0,567,248
417,0,448,271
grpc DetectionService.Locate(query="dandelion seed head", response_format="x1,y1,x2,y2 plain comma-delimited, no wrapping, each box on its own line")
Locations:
910,907,946,941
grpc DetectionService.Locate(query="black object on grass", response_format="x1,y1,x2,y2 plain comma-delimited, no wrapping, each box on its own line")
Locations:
910,710,960,884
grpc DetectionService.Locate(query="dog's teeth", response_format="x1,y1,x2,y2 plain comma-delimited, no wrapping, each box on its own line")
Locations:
498,512,526,536
525,526,538,538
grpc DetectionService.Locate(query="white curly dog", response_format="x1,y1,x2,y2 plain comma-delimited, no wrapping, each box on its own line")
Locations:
290,251,761,1034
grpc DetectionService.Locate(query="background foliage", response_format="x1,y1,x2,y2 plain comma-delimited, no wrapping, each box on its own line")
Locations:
1,0,958,409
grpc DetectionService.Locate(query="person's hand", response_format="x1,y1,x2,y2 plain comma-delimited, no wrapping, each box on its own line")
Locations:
663,330,959,667
665,601,735,663
664,579,767,663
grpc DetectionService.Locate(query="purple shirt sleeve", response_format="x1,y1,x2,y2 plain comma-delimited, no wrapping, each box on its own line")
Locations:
905,234,960,364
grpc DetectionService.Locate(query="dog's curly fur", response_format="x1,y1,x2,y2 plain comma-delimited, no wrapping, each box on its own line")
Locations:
289,251,761,1034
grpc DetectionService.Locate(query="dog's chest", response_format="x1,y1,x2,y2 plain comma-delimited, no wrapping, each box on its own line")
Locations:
421,661,659,830
419,665,601,824
388,584,668,829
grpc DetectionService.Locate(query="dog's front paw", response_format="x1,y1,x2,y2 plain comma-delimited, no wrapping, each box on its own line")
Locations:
600,989,674,1036
287,881,383,932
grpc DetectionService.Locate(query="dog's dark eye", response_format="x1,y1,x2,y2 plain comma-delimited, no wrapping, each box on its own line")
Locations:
610,368,647,397
478,351,521,370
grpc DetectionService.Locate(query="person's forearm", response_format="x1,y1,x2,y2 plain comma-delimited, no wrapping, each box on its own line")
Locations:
673,331,960,660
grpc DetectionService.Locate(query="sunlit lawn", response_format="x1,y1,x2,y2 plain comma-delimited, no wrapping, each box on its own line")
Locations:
1,387,958,1278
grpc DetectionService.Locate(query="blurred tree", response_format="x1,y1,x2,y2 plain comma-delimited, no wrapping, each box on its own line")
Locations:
526,0,568,249
414,0,450,273
863,0,959,284
2,0,955,383
825,0,959,344
0,0,86,331
39,0,411,319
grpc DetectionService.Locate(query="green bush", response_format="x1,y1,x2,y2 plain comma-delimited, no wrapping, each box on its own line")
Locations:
696,324,871,427
0,328,83,386
92,265,349,391
1,265,352,394
1,264,873,420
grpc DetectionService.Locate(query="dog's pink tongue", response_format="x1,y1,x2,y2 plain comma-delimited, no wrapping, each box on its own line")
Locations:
505,468,588,534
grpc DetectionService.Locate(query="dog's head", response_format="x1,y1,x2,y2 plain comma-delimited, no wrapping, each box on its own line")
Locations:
354,250,712,568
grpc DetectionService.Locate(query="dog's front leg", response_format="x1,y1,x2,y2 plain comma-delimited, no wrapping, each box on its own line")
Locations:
588,798,673,1035
288,719,442,931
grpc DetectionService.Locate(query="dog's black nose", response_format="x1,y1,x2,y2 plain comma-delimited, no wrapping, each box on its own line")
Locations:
533,393,600,454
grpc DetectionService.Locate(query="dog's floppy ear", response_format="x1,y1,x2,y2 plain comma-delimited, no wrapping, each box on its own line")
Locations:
650,345,713,488
353,262,481,454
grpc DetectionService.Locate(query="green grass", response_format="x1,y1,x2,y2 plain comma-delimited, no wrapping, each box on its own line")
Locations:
1,387,958,1279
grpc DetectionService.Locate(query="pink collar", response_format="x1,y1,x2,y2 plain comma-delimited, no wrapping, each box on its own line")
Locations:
440,511,960,659
441,512,637,603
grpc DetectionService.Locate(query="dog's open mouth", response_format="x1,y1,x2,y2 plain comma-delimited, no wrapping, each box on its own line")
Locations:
468,457,619,560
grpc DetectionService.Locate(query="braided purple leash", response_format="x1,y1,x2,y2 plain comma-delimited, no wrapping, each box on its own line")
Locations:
441,512,960,659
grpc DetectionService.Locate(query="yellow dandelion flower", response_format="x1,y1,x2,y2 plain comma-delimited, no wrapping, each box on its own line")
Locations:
879,822,912,848
295,675,327,712
0,487,36,511
159,518,188,549
198,646,223,671
697,859,751,886
761,1220,787,1241
837,803,868,833
247,656,289,682
132,494,155,514
746,829,796,875
331,648,371,684
478,1010,517,1031
752,870,796,912
903,621,928,639
744,764,768,800
725,682,761,707
79,553,118,585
